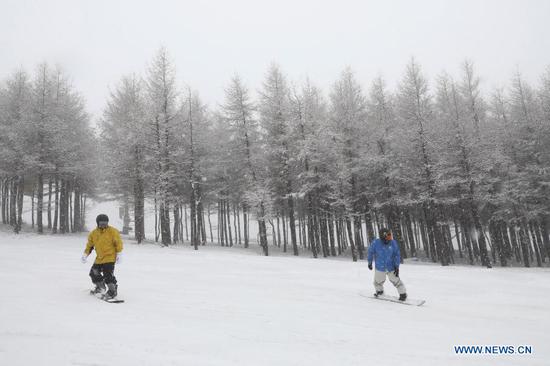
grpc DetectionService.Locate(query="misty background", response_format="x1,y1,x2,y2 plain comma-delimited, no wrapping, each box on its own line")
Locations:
1,0,549,121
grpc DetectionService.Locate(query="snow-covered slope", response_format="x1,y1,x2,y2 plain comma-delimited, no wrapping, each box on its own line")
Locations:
0,229,548,366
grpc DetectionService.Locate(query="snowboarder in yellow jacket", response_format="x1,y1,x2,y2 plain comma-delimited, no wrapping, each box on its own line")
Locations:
81,214,123,299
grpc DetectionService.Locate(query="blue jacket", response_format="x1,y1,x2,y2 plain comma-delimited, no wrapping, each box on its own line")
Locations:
367,238,401,272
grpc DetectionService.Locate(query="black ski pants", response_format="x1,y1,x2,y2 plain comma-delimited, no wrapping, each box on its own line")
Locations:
89,262,117,285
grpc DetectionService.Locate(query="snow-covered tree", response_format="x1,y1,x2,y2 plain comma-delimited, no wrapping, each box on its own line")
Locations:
219,75,263,249
101,74,148,242
258,64,297,255
396,59,451,265
328,67,369,261
145,48,180,246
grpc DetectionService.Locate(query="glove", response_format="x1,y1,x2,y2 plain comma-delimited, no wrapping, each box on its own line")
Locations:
80,253,88,264
368,262,373,270
116,253,123,264
394,267,399,277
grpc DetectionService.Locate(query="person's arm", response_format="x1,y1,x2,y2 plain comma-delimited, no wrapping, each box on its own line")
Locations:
113,229,123,254
113,228,123,263
393,241,401,269
81,232,94,263
367,240,376,265
84,232,94,255
113,229,124,263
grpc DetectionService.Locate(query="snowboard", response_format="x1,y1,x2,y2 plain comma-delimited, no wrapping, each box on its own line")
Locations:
359,292,425,306
90,290,125,303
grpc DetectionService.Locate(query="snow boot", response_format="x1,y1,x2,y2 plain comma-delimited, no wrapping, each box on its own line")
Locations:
104,283,118,299
399,293,407,301
91,281,106,295
374,290,384,297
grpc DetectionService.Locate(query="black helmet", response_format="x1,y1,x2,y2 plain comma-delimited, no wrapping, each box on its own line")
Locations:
96,214,109,227
379,227,391,242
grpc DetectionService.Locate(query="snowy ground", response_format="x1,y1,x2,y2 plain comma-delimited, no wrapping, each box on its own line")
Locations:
1,227,549,366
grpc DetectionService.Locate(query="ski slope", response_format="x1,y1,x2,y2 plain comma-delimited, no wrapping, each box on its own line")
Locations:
0,228,548,366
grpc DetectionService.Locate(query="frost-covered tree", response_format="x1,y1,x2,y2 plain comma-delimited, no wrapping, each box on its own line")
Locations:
396,59,451,265
258,64,297,255
366,76,407,254
145,48,179,246
178,89,212,249
328,67,369,261
0,70,32,232
0,64,95,235
435,71,492,267
288,79,329,257
220,75,265,249
101,74,148,243
221,75,269,254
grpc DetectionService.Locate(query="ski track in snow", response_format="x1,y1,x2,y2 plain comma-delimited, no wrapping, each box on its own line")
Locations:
0,229,549,366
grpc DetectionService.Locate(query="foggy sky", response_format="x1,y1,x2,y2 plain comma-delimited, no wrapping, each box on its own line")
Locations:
1,0,549,122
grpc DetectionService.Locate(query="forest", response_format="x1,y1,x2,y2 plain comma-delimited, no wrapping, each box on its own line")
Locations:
1,49,549,268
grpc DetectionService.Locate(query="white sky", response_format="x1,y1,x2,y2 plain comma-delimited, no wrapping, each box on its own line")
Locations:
1,0,549,121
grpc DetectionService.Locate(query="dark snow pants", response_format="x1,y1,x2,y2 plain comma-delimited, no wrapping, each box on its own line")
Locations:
89,262,117,285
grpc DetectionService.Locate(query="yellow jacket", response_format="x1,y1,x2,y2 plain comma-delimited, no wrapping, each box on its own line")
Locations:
84,226,123,264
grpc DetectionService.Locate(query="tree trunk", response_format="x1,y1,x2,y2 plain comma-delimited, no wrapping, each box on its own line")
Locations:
31,185,35,229
160,200,172,246
184,204,189,242
53,176,59,233
529,221,542,267
346,216,357,261
406,212,417,257
134,177,145,243
243,203,249,248
47,178,52,229
539,217,550,260
154,197,159,242
320,212,330,256
82,194,87,231
73,182,81,232
173,204,180,244
190,189,197,249
282,212,288,253
354,215,364,260
226,200,233,247
207,204,213,243
59,179,67,234
236,204,241,245
10,177,17,227
422,206,437,262
471,203,491,268
388,207,406,259
34,174,42,233
219,200,225,246
288,195,298,256
328,212,336,256
453,218,462,258
275,214,281,248
1,179,7,224
364,209,375,245
517,220,530,267
258,202,269,255
15,176,24,234
335,217,343,255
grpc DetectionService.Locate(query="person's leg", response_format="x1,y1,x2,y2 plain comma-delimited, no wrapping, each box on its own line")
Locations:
102,263,117,298
387,271,406,295
373,270,386,293
89,264,106,293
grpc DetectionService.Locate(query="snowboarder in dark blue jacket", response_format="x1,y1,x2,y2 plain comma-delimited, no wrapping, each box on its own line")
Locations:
367,228,407,301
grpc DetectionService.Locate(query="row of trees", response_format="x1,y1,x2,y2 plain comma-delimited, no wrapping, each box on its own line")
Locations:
99,49,550,267
2,50,549,268
0,64,96,234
